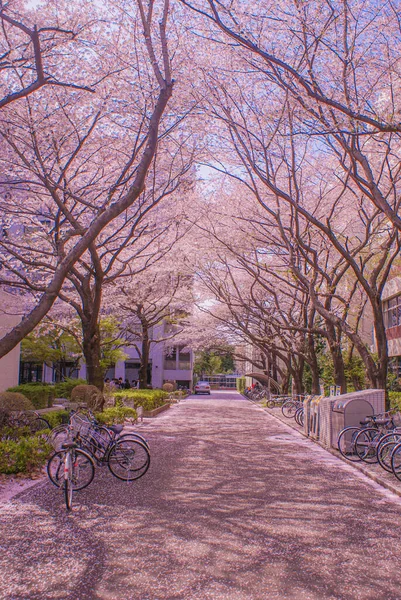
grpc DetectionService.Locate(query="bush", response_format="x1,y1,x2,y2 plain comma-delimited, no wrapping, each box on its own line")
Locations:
0,435,52,474
95,406,137,425
7,384,53,409
162,383,175,393
389,391,401,411
113,389,168,411
71,385,105,411
53,378,87,400
0,392,34,412
41,409,70,428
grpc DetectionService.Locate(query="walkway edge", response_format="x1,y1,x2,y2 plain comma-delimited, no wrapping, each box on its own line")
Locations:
247,398,401,499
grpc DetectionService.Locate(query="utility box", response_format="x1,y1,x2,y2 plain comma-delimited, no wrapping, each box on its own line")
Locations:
328,389,385,449
332,397,374,430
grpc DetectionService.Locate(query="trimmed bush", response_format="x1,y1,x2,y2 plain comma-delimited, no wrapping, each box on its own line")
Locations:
162,383,174,393
0,392,34,412
0,435,52,474
71,385,105,411
7,384,53,409
95,406,137,425
113,389,168,411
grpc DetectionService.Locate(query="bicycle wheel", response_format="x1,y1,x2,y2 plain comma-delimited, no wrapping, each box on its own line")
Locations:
29,417,51,434
391,443,401,481
376,432,401,471
108,439,150,481
49,425,70,450
298,408,304,427
282,401,297,418
47,448,95,490
266,399,275,409
64,453,73,510
119,432,150,450
378,441,399,473
354,427,380,463
337,427,361,461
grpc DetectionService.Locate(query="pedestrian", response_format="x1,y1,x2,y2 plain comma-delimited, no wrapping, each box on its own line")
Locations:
124,378,131,389
131,379,137,388
118,377,123,389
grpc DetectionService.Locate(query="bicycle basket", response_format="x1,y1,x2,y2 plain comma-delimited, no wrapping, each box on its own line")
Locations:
69,412,93,437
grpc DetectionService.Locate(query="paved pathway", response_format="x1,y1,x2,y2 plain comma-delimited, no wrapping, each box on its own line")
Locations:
1,391,401,600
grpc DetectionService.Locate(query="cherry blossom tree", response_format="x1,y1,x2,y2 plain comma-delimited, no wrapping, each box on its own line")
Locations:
0,0,193,362
0,0,95,108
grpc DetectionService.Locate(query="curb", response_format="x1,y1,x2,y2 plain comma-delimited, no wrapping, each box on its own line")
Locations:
247,397,401,499
143,403,170,418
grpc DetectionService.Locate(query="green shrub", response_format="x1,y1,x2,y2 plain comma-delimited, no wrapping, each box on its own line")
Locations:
95,406,137,425
41,409,70,428
0,435,52,474
389,391,401,411
162,383,175,393
236,377,246,394
53,378,87,400
113,388,168,411
0,391,34,412
6,384,53,409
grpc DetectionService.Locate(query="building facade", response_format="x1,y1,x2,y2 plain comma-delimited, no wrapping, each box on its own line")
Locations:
382,275,401,375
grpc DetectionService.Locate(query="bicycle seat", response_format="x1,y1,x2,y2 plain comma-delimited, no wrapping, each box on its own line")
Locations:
61,442,79,449
374,419,390,426
108,424,124,435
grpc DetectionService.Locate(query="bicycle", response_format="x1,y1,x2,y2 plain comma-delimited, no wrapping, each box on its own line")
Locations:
65,412,150,481
5,410,50,434
266,395,291,409
47,441,95,511
281,397,304,419
353,413,398,463
337,413,396,462
49,408,149,452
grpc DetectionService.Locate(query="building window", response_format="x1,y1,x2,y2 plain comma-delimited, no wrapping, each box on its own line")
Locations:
164,347,177,370
384,295,401,329
178,346,191,370
20,362,43,383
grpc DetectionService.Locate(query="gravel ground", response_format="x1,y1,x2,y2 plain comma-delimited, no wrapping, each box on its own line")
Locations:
1,391,401,600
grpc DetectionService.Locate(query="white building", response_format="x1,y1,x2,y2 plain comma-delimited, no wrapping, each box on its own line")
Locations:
22,320,194,390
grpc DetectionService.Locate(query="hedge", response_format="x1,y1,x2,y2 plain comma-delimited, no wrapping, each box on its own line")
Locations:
236,377,246,394
113,389,168,411
95,406,137,425
7,384,54,409
53,378,87,399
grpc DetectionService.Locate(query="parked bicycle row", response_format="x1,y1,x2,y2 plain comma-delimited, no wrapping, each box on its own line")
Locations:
47,408,150,510
245,388,311,427
337,411,401,482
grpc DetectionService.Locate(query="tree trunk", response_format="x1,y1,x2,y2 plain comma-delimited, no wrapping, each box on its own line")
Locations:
139,325,150,389
325,323,347,394
372,299,388,390
307,334,320,395
82,322,104,390
292,357,305,396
